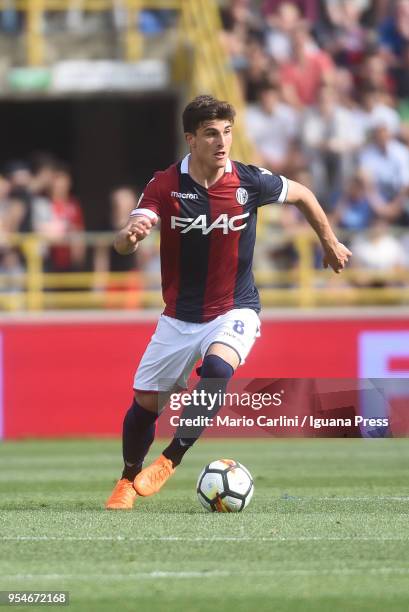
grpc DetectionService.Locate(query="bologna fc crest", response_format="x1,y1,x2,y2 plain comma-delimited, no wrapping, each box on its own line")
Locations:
236,187,248,205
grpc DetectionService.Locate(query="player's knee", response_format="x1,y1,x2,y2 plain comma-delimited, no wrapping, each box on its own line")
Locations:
134,391,161,413
200,354,234,380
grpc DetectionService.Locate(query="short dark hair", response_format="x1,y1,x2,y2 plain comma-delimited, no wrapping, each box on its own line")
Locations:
182,95,236,133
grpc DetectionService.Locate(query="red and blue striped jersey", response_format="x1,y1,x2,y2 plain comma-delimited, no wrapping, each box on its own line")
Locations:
131,154,288,323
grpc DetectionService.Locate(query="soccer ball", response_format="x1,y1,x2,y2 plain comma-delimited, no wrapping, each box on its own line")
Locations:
196,459,254,512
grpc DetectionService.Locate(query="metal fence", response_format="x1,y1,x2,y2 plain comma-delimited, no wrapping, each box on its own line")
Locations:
2,230,408,311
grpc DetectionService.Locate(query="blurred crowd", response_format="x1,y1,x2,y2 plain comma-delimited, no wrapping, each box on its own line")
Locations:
221,0,409,282
0,155,155,297
1,0,409,301
0,154,85,288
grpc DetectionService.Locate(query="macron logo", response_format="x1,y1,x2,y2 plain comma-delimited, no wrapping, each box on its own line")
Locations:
171,191,198,200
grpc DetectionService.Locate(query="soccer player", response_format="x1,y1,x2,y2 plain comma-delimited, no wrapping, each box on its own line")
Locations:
105,95,351,509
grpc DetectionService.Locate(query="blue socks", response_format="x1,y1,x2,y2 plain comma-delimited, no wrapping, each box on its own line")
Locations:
163,355,234,466
122,399,159,481
122,356,235,476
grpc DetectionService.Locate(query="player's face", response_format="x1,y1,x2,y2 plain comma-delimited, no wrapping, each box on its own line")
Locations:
187,120,233,170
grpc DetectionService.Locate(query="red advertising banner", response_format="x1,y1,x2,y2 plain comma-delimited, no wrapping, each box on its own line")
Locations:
2,315,409,438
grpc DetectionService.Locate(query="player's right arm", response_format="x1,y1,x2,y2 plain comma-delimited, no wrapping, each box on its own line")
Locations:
113,175,161,255
114,216,157,255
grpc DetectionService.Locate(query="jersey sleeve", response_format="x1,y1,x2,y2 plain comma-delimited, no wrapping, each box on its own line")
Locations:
129,173,162,222
252,166,289,207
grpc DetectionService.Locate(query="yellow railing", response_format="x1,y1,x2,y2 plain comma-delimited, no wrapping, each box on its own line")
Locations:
1,231,408,311
178,0,253,162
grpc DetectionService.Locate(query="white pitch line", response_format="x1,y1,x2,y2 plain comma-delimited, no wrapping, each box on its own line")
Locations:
2,494,408,501
2,568,409,580
1,535,408,543
314,496,409,502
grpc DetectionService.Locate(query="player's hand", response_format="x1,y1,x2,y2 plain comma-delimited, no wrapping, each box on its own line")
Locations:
323,242,352,274
127,216,157,245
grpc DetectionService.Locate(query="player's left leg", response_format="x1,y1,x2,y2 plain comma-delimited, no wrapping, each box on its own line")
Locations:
161,347,238,463
133,309,261,497
133,348,237,496
105,392,170,510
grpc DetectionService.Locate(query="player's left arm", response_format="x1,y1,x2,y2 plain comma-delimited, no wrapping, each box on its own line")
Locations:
285,179,352,274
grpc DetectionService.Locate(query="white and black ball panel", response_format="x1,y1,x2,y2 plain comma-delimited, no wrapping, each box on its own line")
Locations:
223,495,243,512
199,471,224,500
226,467,252,497
207,459,238,472
196,467,206,490
197,490,212,511
237,462,253,483
242,484,254,509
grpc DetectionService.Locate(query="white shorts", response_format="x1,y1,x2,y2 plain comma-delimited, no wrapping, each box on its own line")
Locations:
134,308,261,392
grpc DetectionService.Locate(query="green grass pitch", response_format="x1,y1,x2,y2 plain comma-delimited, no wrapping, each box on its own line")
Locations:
1,438,409,612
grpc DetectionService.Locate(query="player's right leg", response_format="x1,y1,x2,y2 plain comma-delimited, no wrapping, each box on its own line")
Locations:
105,315,201,509
105,391,168,509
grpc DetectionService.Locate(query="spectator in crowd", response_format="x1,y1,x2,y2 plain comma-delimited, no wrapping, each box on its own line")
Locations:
357,51,395,93
0,174,11,231
2,157,57,235
351,218,407,286
0,248,25,295
272,167,314,272
220,0,263,70
264,2,304,64
29,155,59,239
378,0,409,62
240,40,272,103
330,171,386,232
93,186,143,308
26,161,85,273
44,162,86,273
333,65,361,108
221,0,263,38
321,0,371,27
318,0,372,68
94,186,139,276
393,42,409,100
0,171,26,294
359,123,409,205
280,23,335,107
246,81,300,174
371,0,395,24
301,85,361,199
3,160,34,233
356,88,401,137
262,0,318,23
30,152,58,198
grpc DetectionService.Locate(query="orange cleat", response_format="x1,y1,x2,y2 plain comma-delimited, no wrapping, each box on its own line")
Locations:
133,454,175,497
105,478,137,510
